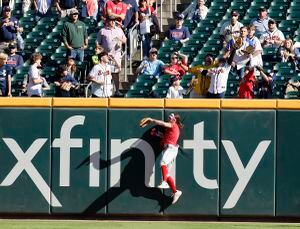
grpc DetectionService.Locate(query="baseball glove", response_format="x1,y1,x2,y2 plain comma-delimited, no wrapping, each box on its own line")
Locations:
242,45,255,55
233,36,243,49
139,117,151,128
60,82,72,91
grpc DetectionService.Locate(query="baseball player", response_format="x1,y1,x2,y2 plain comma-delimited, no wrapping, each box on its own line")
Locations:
140,113,183,204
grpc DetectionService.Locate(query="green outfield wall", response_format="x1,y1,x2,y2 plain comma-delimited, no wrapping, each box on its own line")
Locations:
0,98,299,217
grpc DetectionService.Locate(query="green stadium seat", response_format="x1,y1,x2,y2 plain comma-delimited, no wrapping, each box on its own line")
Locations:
150,88,168,98
125,89,150,98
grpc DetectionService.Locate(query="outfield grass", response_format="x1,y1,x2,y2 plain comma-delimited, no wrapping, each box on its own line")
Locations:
0,220,300,229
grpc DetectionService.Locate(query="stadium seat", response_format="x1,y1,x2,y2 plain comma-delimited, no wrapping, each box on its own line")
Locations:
125,89,150,98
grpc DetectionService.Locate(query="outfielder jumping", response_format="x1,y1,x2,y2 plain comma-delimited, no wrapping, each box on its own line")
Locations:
140,113,183,204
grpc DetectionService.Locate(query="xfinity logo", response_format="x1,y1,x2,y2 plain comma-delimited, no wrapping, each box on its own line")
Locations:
0,115,271,209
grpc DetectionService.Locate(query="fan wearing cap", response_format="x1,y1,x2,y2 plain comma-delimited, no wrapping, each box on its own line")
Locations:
136,47,165,77
0,6,24,51
182,0,208,22
165,13,191,44
96,15,126,96
54,64,79,97
6,43,24,74
0,53,12,97
259,19,285,48
61,8,88,62
250,6,272,38
219,10,244,44
166,75,186,99
146,113,184,204
186,54,218,98
55,0,79,18
88,51,114,97
164,52,188,78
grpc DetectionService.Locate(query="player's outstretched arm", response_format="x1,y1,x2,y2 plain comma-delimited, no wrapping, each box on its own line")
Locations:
150,118,172,128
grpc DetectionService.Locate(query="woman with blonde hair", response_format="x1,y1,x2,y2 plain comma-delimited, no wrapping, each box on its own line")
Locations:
280,38,295,63
0,52,12,97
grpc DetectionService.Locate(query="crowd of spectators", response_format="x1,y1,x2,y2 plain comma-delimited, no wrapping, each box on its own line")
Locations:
0,0,298,99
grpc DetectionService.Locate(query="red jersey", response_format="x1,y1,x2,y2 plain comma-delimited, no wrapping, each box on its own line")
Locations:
105,0,127,23
238,69,255,99
164,62,187,78
162,123,180,146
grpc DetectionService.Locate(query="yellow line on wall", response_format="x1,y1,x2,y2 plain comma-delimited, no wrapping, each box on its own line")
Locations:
165,99,220,109
109,98,164,108
221,99,277,109
277,100,300,109
52,98,108,107
0,98,52,107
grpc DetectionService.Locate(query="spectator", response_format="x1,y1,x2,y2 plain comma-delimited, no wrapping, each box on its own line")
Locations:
1,0,15,13
138,0,159,37
88,51,114,98
279,38,295,63
66,56,78,79
123,0,139,29
260,19,285,48
96,15,126,96
220,10,243,45
22,0,34,15
6,43,23,74
27,53,48,97
164,51,188,78
182,0,208,22
165,13,191,44
98,0,109,21
256,65,275,98
61,8,88,62
250,6,271,38
0,52,11,97
136,47,165,77
55,0,79,18
166,75,186,98
81,0,98,20
91,45,104,65
187,54,216,98
33,0,53,20
54,64,79,97
0,6,24,51
247,24,263,74
293,42,300,70
206,48,236,98
238,63,256,99
225,26,252,78
104,0,127,25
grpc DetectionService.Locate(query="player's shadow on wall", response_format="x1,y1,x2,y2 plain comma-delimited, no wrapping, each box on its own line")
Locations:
77,126,173,215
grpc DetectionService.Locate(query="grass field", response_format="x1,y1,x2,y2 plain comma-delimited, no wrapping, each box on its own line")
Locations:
0,220,300,229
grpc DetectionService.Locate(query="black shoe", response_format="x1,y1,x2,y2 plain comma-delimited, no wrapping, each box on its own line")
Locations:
114,91,124,97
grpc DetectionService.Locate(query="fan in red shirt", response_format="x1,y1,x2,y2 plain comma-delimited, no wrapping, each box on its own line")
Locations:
104,0,127,24
238,65,256,99
164,52,188,79
147,113,184,204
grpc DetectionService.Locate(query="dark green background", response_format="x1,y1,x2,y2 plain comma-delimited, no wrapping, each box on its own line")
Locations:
51,109,107,214
0,108,51,213
220,110,275,216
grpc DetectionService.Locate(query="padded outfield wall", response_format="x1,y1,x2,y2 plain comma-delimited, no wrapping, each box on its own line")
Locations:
0,98,299,217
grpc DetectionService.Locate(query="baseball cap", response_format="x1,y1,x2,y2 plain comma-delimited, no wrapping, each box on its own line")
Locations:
231,10,239,16
69,8,79,15
3,6,11,12
259,6,267,12
268,18,276,24
176,13,184,20
149,48,158,53
8,43,16,49
107,15,116,20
